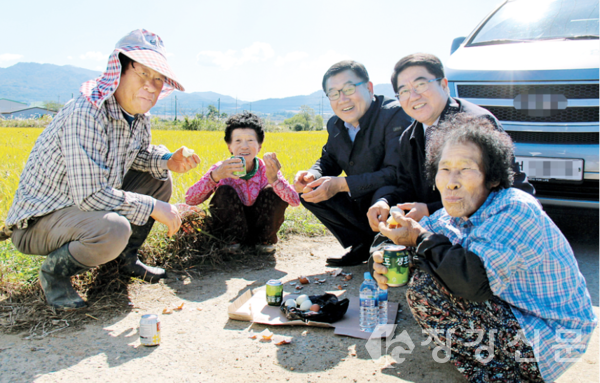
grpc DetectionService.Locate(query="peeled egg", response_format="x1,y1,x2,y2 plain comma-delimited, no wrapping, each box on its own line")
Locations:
387,206,404,228
309,304,321,312
182,147,195,158
299,300,313,311
296,294,309,305
285,299,296,308
386,215,398,227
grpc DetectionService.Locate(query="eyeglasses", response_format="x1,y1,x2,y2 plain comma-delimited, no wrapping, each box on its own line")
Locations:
131,62,166,89
395,78,443,101
326,81,366,101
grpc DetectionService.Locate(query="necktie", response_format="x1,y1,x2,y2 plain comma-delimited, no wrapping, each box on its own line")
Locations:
425,125,437,151
425,125,438,191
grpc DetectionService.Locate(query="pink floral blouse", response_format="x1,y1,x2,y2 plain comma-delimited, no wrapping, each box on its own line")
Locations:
185,158,300,207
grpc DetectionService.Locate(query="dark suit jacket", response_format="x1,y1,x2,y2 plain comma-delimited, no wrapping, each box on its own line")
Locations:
309,95,412,202
375,97,534,212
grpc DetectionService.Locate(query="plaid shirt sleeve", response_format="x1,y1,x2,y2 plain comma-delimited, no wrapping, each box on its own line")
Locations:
61,109,155,226
129,123,170,180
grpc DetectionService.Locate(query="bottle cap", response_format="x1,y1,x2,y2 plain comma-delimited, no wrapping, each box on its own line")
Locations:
364,271,372,280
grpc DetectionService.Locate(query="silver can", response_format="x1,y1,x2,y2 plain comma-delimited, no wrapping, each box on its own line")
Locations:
139,314,161,346
232,156,247,177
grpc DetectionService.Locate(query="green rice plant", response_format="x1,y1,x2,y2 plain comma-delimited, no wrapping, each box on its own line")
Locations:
0,128,44,225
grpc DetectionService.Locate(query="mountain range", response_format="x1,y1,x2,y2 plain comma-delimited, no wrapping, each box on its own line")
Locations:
0,62,396,120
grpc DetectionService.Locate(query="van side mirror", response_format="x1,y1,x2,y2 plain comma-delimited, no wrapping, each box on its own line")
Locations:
450,37,466,55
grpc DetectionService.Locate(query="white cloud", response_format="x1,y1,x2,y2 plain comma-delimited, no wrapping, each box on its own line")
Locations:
67,56,73,60
80,51,107,61
197,49,237,69
274,51,309,67
241,42,274,62
197,42,275,70
0,53,23,62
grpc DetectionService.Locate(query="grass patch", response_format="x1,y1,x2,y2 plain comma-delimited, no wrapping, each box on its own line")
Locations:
0,241,42,289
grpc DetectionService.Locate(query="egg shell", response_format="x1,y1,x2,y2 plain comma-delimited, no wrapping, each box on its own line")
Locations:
285,299,296,308
309,304,321,312
296,294,309,305
390,206,403,215
299,300,313,311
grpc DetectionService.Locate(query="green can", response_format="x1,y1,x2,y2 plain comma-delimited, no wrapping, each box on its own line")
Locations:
232,156,246,177
266,279,283,306
383,245,410,287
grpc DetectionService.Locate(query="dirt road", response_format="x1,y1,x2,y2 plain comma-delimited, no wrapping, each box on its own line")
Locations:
0,224,597,382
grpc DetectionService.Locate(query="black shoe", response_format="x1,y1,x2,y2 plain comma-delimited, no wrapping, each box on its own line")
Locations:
118,218,167,283
326,243,370,266
39,244,89,309
121,259,167,283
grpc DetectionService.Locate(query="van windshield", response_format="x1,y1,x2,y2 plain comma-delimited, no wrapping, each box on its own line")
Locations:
469,0,599,46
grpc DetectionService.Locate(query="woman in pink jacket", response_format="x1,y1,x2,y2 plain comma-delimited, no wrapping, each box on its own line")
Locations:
185,112,300,253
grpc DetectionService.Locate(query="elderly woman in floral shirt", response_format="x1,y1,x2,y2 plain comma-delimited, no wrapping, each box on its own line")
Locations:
185,112,299,253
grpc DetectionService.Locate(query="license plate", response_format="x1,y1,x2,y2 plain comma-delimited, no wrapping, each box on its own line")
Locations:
516,156,583,181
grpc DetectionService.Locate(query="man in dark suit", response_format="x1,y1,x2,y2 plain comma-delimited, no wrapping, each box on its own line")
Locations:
294,60,412,266
368,53,533,230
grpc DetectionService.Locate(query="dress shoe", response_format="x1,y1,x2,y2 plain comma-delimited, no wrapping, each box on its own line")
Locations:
326,243,370,266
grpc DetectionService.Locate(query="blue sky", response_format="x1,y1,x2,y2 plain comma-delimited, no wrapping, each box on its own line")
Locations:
2,0,502,101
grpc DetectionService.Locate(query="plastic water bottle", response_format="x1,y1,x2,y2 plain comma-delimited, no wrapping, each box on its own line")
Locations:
378,287,388,326
359,272,379,332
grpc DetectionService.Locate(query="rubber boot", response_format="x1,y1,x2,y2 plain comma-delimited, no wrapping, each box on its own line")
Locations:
39,244,89,309
118,218,167,283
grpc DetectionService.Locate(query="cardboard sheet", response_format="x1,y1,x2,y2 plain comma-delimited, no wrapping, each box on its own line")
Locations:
227,288,399,340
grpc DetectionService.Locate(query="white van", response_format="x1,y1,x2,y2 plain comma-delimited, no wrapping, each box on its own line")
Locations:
446,0,599,209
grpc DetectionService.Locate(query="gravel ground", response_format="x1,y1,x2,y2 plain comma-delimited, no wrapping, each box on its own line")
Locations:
0,218,597,383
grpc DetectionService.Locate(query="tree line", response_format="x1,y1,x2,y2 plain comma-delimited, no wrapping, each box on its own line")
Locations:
3,102,326,132
283,105,324,131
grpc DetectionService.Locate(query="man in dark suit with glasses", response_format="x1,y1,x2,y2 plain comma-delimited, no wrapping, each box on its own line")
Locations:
294,60,411,266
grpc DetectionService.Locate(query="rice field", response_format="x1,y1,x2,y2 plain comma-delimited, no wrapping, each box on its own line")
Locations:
0,127,329,285
0,127,328,225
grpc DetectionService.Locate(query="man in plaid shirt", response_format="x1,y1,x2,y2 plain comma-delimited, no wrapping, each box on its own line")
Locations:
4,29,200,309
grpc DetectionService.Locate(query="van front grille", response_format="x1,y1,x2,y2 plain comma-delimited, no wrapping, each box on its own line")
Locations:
507,131,599,144
533,179,599,201
484,106,599,123
457,84,599,99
